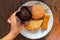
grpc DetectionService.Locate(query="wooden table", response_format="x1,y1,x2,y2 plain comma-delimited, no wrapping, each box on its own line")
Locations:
0,0,60,40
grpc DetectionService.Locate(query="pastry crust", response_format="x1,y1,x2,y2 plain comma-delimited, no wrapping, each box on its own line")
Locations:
25,19,43,31
41,13,50,30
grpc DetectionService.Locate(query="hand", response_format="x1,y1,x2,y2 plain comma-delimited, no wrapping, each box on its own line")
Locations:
8,12,24,34
2,12,24,40
2,12,28,40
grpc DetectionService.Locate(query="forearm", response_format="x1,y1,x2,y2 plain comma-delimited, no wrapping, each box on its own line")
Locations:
1,27,20,40
1,31,18,40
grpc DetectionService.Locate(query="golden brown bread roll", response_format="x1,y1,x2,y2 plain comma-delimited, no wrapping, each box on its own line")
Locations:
32,4,45,20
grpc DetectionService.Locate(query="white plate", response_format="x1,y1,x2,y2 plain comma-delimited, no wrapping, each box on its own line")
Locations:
18,1,53,39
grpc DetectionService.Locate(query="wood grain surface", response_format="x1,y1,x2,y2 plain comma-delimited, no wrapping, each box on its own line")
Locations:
0,0,60,40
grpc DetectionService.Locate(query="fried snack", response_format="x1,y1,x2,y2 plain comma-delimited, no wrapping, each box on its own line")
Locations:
25,19,43,31
32,4,45,20
41,13,50,30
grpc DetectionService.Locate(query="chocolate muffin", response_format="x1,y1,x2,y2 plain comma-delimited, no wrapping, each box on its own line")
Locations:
16,6,32,22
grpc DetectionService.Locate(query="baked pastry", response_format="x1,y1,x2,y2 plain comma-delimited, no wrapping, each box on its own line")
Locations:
32,4,45,20
41,13,50,30
25,19,43,31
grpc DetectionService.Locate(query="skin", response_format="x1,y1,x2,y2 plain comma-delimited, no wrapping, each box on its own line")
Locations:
1,13,25,40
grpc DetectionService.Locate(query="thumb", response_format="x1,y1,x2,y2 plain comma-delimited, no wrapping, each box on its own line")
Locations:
7,17,11,23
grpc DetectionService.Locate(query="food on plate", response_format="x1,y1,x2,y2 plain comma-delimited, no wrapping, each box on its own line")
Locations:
16,4,50,31
41,13,50,30
25,19,43,31
32,4,45,20
16,6,32,22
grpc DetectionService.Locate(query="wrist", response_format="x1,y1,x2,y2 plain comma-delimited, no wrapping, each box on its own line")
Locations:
10,30,20,36
10,28,20,35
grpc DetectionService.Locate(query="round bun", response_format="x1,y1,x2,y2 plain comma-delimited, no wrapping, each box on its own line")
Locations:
24,19,43,31
32,4,45,19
